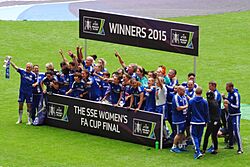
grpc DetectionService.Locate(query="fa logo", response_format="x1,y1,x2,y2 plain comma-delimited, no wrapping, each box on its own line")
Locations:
172,32,179,44
135,122,142,133
84,19,92,31
49,105,55,116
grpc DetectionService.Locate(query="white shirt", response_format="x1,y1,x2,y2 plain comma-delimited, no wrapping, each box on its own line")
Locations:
155,86,167,106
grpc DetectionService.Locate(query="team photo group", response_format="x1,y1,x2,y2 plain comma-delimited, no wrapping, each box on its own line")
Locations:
8,46,243,159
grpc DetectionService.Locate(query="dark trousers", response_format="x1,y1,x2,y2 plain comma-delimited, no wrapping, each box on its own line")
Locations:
228,115,243,150
166,103,175,139
202,121,220,151
31,94,42,121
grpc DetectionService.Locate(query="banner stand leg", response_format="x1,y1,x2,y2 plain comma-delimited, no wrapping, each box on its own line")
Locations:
194,56,197,76
160,114,163,149
84,39,87,60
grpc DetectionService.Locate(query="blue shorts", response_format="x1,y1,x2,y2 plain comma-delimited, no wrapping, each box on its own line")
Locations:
173,123,186,134
18,91,33,103
155,104,165,114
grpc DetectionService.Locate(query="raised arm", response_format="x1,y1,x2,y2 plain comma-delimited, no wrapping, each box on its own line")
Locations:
77,46,83,63
68,50,79,70
59,49,69,65
136,92,144,111
93,73,112,82
10,60,18,71
115,50,126,69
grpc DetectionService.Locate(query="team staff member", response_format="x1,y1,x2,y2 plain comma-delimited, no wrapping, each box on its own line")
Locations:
31,65,45,122
202,91,221,154
208,81,222,114
181,72,198,89
10,60,36,125
223,82,243,154
171,86,188,153
188,87,209,159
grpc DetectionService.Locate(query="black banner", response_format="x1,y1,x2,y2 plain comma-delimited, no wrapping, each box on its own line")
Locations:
79,9,199,56
45,94,163,148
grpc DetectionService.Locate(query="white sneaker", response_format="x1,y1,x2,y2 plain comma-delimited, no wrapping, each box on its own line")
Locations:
16,120,22,124
26,121,32,125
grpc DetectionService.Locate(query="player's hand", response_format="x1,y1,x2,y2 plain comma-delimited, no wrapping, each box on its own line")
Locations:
68,50,74,58
114,50,119,57
134,108,139,112
221,93,226,99
32,83,37,87
59,49,63,55
43,90,47,94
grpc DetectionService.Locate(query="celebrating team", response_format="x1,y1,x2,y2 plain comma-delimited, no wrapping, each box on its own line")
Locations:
9,46,243,158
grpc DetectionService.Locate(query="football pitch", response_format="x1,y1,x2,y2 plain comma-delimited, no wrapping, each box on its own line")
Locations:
0,10,250,166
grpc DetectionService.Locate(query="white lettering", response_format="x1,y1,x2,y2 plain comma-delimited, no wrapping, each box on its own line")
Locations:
99,110,128,124
81,118,88,127
74,106,85,116
103,122,120,133
86,108,98,118
89,119,102,129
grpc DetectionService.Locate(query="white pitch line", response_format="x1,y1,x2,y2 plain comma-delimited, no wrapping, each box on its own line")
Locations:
0,0,96,8
0,0,95,20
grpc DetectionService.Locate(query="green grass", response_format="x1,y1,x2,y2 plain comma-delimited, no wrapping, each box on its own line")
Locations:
0,10,250,166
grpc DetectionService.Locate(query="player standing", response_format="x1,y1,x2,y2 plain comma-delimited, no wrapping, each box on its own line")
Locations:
188,87,209,159
223,82,243,154
171,86,188,153
10,61,36,125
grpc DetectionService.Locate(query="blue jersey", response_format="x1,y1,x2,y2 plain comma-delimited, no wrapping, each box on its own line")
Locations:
58,74,69,94
32,72,45,95
227,88,240,116
188,96,209,125
87,76,102,101
172,94,188,124
166,78,178,103
17,68,36,94
101,81,110,98
124,66,137,78
93,72,103,92
71,81,86,98
130,86,144,108
102,68,108,72
82,61,94,74
181,81,198,89
123,84,131,98
185,88,195,100
213,89,222,114
122,84,131,107
106,83,123,104
42,77,57,93
144,86,156,112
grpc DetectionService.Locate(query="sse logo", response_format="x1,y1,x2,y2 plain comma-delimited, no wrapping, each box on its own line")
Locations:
83,16,105,35
170,29,194,49
47,102,69,122
133,118,156,139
